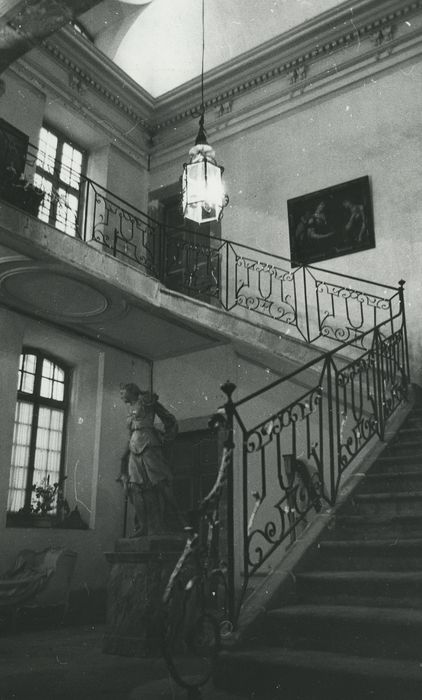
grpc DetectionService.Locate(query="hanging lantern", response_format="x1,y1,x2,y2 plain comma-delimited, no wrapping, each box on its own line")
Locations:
182,115,227,224
181,0,228,225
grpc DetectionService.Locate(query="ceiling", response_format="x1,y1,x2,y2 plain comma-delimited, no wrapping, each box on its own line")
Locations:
79,0,344,97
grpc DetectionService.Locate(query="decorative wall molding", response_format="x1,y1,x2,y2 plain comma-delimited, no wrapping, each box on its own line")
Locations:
7,0,422,168
154,0,422,135
41,26,154,136
215,100,233,118
9,58,151,170
150,0,422,164
68,71,89,95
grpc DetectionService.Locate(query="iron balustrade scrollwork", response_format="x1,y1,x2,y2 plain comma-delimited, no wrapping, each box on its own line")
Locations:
0,123,406,356
160,382,236,700
156,224,403,352
162,227,224,303
229,290,409,614
85,180,161,276
235,253,297,327
240,380,326,577
317,281,393,345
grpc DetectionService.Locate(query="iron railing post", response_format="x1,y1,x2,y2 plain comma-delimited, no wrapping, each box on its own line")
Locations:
82,179,90,242
373,325,386,441
159,223,168,285
303,266,311,343
224,240,229,310
398,279,411,382
220,379,236,625
325,355,337,505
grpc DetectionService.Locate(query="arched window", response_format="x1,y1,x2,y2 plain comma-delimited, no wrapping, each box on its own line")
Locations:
7,349,70,519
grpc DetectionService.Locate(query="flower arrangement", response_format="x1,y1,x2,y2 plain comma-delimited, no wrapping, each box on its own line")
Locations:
31,475,69,517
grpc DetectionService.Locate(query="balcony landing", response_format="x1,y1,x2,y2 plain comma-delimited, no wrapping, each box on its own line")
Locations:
0,201,322,369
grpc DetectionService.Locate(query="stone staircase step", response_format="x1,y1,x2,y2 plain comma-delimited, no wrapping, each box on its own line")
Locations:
325,514,422,540
343,490,422,517
216,647,422,700
359,471,422,493
295,570,422,608
372,453,422,473
403,414,422,427
395,426,422,439
384,439,422,455
314,538,422,571
218,397,422,700
265,604,422,659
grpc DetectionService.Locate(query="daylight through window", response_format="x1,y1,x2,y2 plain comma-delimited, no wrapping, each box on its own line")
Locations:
7,349,70,518
35,125,85,236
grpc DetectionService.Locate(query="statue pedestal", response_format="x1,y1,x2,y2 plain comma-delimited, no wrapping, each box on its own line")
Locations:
103,535,185,657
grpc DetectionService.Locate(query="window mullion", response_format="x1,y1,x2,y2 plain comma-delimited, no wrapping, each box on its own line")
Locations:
24,353,43,511
47,137,63,225
24,401,39,512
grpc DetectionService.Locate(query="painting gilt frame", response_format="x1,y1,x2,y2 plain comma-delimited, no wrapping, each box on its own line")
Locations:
287,176,375,267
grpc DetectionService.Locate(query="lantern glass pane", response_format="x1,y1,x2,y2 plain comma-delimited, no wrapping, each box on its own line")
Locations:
186,161,206,205
183,157,225,224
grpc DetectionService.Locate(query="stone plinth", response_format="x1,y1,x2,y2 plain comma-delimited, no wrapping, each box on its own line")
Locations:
103,535,185,657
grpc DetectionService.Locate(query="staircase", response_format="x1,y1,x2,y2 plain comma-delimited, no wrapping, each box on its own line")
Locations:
217,394,422,699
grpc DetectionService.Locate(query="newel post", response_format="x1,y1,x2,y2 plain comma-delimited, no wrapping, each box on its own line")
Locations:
220,380,236,624
398,279,411,387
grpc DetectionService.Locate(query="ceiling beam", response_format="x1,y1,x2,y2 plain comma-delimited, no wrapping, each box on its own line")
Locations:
0,0,104,74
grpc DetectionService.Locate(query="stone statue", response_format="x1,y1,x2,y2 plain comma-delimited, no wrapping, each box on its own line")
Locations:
117,383,181,537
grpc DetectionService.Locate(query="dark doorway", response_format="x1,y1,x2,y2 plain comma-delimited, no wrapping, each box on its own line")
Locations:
150,185,221,304
170,428,219,517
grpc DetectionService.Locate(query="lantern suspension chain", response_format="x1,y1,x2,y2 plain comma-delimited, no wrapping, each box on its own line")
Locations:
197,0,206,144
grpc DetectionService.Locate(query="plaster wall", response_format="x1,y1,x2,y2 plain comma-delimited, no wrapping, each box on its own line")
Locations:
0,71,46,145
151,58,422,383
105,144,148,213
0,308,150,591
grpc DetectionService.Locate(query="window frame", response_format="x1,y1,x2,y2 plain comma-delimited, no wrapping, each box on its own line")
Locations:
7,347,71,526
35,122,86,236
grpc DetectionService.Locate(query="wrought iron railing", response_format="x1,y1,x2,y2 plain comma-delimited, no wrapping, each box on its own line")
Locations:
160,223,401,348
0,123,402,354
222,286,409,616
160,295,409,698
80,178,161,276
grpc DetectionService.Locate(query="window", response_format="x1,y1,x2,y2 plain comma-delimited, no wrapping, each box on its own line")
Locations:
7,349,70,519
34,125,85,236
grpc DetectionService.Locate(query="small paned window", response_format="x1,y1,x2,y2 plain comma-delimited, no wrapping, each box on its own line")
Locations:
7,349,70,518
34,125,85,236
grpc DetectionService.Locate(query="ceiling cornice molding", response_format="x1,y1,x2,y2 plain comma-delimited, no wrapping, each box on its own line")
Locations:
151,28,422,170
10,60,151,170
41,25,155,135
7,0,422,167
153,0,422,133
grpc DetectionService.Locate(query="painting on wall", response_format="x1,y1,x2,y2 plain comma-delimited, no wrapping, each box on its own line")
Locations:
287,176,375,267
